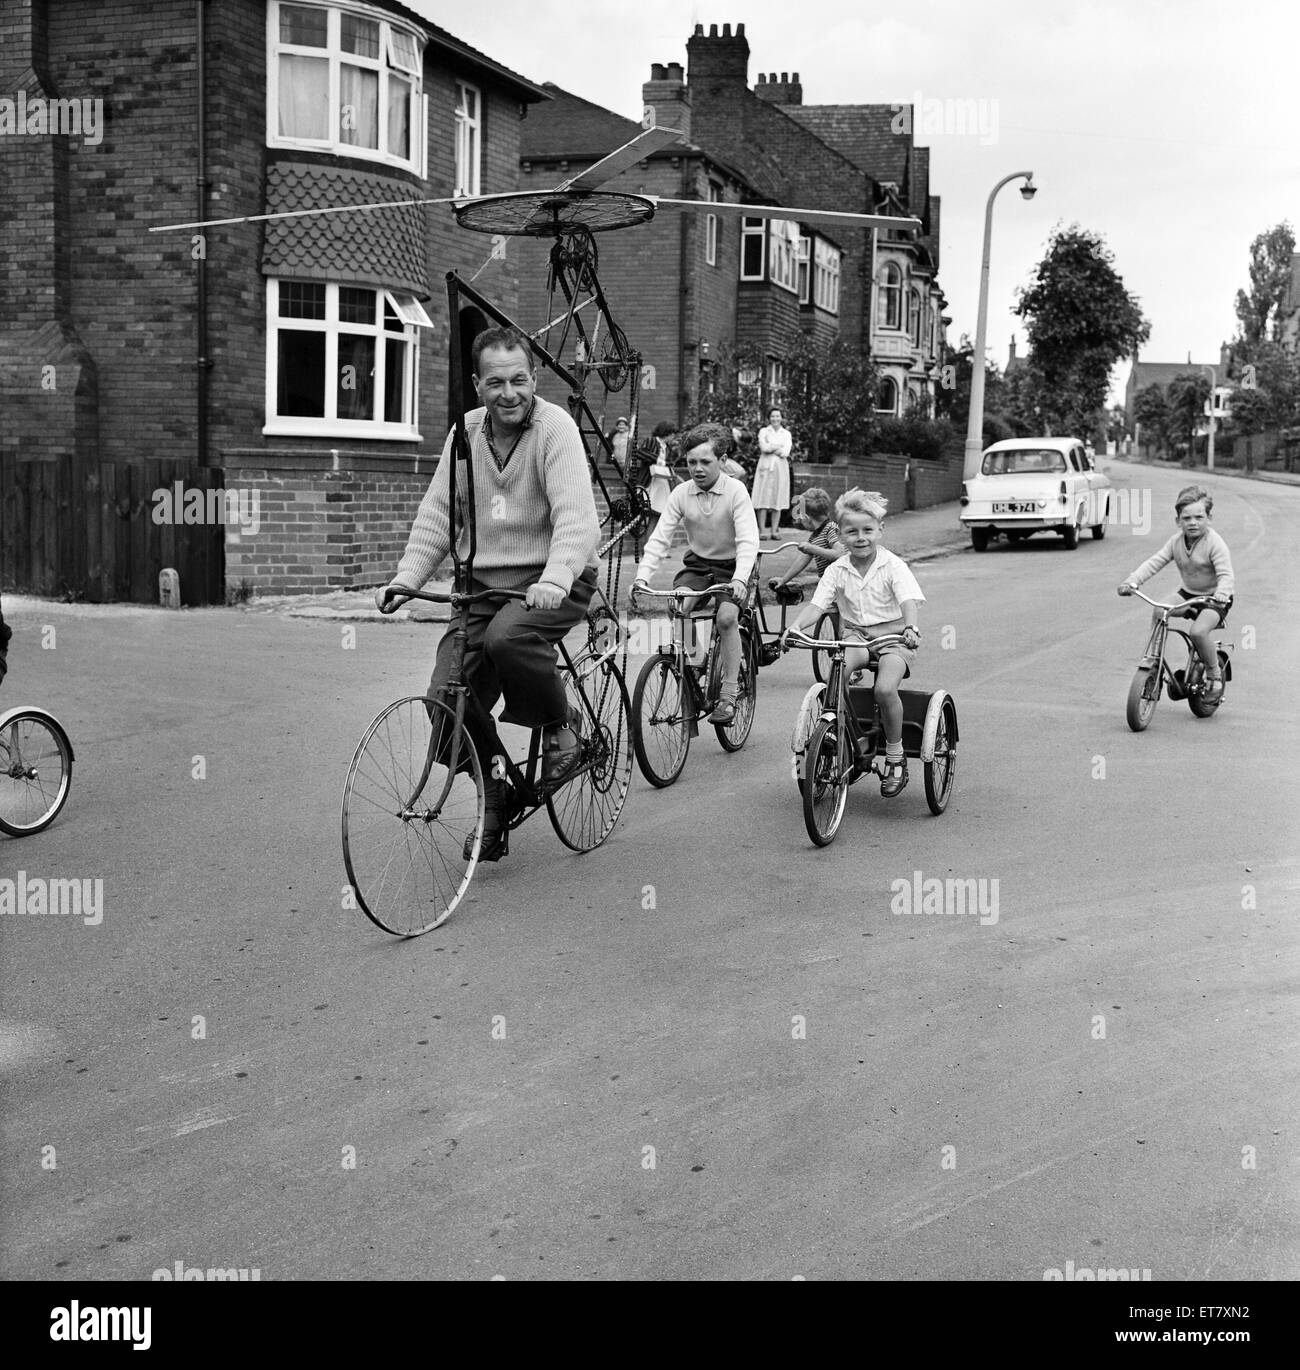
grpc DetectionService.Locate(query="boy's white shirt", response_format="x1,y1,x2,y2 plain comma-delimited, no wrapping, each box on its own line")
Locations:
810,547,926,626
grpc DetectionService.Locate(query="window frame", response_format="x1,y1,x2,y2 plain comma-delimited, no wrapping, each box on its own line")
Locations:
454,80,481,197
875,375,899,415
768,219,799,294
264,278,430,440
908,288,922,346
813,238,840,314
268,1,424,172
740,217,766,281
796,234,812,304
877,261,902,330
706,183,720,267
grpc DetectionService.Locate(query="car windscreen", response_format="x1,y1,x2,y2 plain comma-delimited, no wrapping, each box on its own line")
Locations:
981,450,1068,475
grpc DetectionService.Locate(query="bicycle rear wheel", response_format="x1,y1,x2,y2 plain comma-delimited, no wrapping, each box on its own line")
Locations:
0,710,73,836
923,696,958,815
1187,650,1229,718
712,624,757,751
1125,666,1160,732
341,697,484,936
802,718,850,847
548,658,633,851
811,611,837,683
632,653,691,786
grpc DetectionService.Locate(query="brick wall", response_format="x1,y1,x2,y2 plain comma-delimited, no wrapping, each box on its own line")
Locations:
792,451,962,512
220,454,430,594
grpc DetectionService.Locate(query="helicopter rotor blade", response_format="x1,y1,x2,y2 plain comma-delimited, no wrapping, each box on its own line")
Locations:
653,198,922,234
555,126,686,193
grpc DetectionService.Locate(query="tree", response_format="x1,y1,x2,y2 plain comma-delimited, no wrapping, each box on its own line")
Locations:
1234,222,1296,346
779,333,879,461
933,332,1005,431
1165,371,1211,462
1132,383,1170,455
1015,225,1150,437
1225,341,1300,435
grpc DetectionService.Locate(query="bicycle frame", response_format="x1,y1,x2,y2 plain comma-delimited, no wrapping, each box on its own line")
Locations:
632,585,730,731
1131,590,1227,697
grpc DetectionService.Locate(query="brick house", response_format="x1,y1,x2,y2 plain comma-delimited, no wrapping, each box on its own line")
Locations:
1,0,547,602
513,21,947,442
1124,348,1233,449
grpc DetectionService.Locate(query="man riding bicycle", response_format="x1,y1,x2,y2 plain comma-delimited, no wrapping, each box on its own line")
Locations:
376,326,601,861
631,423,759,724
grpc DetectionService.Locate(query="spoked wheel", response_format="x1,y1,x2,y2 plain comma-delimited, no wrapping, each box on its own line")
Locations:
811,611,837,683
923,696,958,815
711,626,757,751
1187,650,1230,718
1125,666,1161,732
547,659,633,851
802,718,850,847
632,653,691,787
0,710,74,836
341,697,484,937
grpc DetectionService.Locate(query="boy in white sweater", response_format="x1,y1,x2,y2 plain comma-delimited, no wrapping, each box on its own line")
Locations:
632,423,759,723
1118,485,1234,701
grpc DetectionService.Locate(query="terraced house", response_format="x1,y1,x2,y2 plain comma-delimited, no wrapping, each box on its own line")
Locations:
1,0,547,602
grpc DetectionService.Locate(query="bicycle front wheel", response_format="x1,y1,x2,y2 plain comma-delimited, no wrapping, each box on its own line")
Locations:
548,658,633,852
341,697,484,937
802,718,850,847
632,653,691,786
0,711,73,836
1125,666,1160,732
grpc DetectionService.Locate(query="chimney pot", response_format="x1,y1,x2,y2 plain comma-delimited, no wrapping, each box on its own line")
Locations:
709,23,718,36
781,71,788,82
757,73,766,83
793,71,799,82
722,22,731,37
736,22,744,34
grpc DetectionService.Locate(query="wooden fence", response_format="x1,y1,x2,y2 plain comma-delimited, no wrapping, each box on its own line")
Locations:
0,458,225,605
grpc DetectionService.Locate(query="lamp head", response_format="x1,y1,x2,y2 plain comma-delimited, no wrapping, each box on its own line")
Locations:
1020,178,1037,201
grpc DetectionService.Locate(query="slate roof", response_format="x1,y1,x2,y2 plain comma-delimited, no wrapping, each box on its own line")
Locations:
784,105,911,190
521,83,688,161
262,163,428,297
1127,360,1227,393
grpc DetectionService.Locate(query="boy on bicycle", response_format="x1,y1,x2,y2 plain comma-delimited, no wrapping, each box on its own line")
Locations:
785,490,924,797
1117,484,1233,701
631,423,759,724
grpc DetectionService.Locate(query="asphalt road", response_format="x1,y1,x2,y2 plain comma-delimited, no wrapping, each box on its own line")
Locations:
1,461,1296,1281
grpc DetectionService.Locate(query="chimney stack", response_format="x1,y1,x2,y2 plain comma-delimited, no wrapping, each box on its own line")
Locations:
687,20,750,82
753,71,803,105
643,61,690,139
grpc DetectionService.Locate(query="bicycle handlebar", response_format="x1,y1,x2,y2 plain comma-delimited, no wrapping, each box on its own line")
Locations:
378,585,527,614
629,583,735,605
1124,588,1217,612
784,628,911,651
758,541,805,555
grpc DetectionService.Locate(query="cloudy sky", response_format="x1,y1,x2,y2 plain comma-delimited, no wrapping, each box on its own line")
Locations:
413,0,1298,402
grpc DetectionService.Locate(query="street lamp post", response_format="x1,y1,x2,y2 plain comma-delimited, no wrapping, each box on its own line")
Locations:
963,171,1037,481
1202,365,1217,471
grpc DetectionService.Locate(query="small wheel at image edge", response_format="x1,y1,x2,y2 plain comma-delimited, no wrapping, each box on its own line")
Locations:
0,711,74,836
341,696,484,937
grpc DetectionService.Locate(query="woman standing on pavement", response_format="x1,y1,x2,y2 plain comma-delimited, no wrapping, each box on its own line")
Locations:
752,407,793,540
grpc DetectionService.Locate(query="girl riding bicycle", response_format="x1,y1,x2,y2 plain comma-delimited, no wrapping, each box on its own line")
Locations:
1118,485,1234,702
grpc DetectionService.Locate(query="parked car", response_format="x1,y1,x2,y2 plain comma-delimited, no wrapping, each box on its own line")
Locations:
960,437,1111,551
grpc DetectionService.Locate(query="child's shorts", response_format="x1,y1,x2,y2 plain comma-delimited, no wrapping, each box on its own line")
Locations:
1178,588,1232,628
842,620,915,674
674,553,755,607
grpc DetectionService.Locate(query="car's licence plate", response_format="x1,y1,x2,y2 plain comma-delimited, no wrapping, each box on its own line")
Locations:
992,501,1036,514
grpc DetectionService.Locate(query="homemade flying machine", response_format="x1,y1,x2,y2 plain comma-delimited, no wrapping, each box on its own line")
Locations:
152,122,922,589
